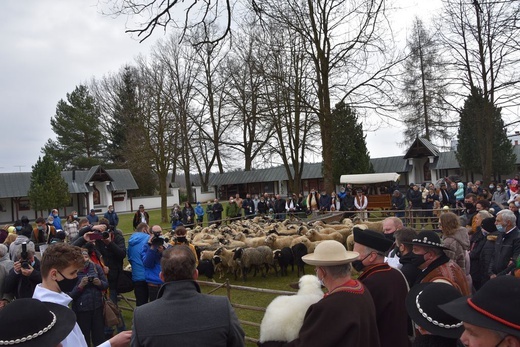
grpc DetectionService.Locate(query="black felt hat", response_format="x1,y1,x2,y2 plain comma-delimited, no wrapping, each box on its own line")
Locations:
0,298,76,346
406,282,464,339
353,228,394,253
405,230,449,250
440,276,520,338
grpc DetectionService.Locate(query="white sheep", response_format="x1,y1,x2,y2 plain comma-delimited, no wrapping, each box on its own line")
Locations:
259,275,324,343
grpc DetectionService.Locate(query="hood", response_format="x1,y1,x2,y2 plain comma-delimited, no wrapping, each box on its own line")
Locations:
12,235,30,246
457,182,464,189
129,231,150,246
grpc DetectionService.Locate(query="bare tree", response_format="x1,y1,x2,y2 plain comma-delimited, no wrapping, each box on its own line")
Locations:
103,0,233,44
221,21,275,171
437,0,520,182
259,20,320,194
247,0,401,193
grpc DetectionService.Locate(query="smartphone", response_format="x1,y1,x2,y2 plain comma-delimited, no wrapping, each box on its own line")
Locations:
89,233,103,240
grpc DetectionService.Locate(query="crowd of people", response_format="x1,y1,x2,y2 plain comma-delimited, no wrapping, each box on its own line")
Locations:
1,179,520,347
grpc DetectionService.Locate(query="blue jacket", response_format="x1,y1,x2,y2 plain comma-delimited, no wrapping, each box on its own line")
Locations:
142,244,163,285
195,205,204,218
128,232,149,282
103,211,119,227
49,213,63,230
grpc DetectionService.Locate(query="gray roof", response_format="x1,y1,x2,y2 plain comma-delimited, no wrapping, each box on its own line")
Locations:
404,137,439,159
370,156,410,173
0,167,138,198
431,151,460,170
208,162,323,186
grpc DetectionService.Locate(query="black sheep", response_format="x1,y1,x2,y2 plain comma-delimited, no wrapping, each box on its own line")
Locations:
197,259,215,281
274,247,294,276
291,243,308,277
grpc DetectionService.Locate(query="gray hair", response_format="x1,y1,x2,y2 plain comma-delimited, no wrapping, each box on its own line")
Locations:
497,209,517,226
477,210,493,220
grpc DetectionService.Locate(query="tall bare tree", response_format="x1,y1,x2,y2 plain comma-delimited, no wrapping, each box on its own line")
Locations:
247,0,401,192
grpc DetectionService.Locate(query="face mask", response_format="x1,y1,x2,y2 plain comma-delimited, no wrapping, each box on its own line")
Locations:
56,271,78,293
15,226,22,231
465,203,475,210
497,187,502,192
410,252,427,267
176,236,187,243
53,214,58,217
395,249,402,258
73,214,78,219
352,253,372,272
383,233,394,241
37,226,44,231
515,201,520,208
496,225,505,233
489,185,495,190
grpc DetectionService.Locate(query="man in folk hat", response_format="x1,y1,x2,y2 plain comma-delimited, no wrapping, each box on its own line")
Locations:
406,283,464,346
0,298,76,346
259,240,380,347
353,229,410,347
440,276,520,347
408,230,471,295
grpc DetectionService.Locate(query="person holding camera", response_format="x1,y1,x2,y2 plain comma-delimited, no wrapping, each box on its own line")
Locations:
4,242,41,299
142,225,168,302
69,247,109,346
73,218,127,333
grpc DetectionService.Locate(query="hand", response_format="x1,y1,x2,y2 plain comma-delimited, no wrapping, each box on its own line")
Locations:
13,261,21,273
109,330,132,347
92,277,102,286
78,276,89,289
0,300,7,309
84,231,95,242
490,274,497,279
20,264,34,277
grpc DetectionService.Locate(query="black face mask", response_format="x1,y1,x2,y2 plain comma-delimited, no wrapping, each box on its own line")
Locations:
465,202,475,210
409,252,427,267
352,253,371,272
395,249,402,258
56,271,78,293
383,233,394,241
176,236,187,243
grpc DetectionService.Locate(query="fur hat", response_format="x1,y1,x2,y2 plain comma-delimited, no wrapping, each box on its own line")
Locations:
0,298,76,346
440,276,520,338
302,240,359,266
353,229,393,253
406,283,464,339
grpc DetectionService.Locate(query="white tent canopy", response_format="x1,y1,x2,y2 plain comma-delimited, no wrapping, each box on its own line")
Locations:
340,172,400,185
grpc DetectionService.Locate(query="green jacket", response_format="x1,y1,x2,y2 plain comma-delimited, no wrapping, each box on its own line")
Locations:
226,202,240,218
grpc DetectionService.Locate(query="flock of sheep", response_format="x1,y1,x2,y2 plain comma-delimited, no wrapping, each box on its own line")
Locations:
187,215,384,282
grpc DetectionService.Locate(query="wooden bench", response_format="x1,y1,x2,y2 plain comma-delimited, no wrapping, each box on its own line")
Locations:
366,194,392,210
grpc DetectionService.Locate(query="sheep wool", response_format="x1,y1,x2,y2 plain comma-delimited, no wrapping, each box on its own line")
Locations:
259,275,323,343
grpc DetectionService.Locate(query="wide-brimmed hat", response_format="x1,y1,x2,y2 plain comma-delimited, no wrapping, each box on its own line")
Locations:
302,240,359,266
0,298,76,346
405,230,449,250
353,229,394,253
440,276,520,338
406,283,464,339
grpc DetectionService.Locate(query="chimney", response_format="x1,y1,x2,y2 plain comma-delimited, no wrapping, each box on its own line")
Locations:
72,169,76,182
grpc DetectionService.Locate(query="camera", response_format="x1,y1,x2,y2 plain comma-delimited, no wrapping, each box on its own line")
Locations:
88,276,95,283
20,242,30,269
151,235,166,247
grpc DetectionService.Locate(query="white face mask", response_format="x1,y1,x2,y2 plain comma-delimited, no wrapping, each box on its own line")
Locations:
497,187,502,192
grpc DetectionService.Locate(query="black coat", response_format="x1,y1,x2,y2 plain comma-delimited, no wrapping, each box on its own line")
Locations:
399,252,421,288
4,257,41,299
488,227,520,276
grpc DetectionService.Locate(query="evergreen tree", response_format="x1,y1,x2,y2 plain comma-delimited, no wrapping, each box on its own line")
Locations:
400,17,452,147
43,85,104,169
331,101,373,185
28,155,70,214
456,87,515,182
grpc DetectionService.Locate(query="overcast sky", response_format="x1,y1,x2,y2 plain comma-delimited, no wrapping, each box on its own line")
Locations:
0,0,444,173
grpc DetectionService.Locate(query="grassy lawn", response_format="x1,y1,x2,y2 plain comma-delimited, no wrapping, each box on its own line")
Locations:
115,206,314,345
